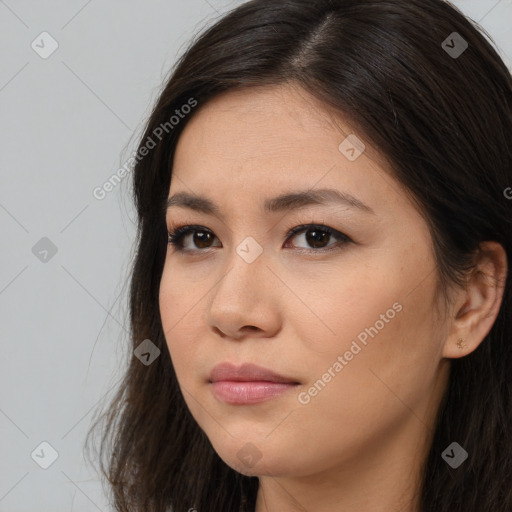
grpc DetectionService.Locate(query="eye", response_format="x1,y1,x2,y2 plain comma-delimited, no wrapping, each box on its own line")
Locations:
284,224,351,251
166,223,351,253
167,225,220,252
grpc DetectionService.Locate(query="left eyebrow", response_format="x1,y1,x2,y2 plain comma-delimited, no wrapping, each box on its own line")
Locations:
263,188,375,215
165,187,376,220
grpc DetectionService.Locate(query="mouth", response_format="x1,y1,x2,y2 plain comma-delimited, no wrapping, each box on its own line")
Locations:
208,362,300,405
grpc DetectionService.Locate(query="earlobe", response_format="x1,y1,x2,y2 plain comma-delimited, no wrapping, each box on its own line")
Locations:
442,241,508,359
456,338,466,350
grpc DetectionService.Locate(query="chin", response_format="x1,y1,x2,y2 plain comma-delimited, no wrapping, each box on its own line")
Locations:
209,435,305,478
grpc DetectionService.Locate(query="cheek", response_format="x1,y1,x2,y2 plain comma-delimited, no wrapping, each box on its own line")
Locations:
159,265,198,379
290,256,441,412
286,291,440,469
280,260,401,356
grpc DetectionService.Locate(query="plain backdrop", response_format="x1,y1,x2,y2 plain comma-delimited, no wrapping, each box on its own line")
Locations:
0,1,511,510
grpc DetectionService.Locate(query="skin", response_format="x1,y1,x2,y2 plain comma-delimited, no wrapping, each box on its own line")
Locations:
159,83,507,512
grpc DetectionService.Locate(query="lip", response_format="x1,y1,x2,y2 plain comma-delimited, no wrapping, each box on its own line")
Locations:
209,362,300,405
209,362,298,384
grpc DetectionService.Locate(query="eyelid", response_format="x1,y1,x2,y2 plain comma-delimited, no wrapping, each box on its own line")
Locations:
166,222,352,254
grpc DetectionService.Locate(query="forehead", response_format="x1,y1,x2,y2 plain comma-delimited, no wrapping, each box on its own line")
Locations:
168,84,414,224
173,85,386,177
175,85,359,159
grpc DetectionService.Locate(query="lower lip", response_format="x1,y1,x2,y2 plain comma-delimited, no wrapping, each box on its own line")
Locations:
210,381,298,404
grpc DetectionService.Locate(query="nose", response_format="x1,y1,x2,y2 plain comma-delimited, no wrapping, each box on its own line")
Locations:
206,246,281,341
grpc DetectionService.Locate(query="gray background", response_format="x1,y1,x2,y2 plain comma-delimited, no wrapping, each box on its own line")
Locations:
0,1,510,511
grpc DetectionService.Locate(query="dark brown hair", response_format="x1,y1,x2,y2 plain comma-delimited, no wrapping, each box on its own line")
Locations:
85,1,512,510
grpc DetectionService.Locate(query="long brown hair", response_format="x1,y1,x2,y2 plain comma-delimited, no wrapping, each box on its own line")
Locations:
85,1,512,510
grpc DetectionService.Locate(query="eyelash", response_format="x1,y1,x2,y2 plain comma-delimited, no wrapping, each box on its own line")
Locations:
166,223,352,254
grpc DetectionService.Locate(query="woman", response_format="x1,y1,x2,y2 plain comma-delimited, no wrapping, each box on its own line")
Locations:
85,0,512,510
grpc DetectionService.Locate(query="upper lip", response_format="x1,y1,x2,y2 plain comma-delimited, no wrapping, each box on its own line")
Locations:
209,362,299,384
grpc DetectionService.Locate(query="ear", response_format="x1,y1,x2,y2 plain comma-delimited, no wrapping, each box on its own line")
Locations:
442,241,508,359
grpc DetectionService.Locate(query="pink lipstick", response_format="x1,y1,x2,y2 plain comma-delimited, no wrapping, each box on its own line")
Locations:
209,362,299,404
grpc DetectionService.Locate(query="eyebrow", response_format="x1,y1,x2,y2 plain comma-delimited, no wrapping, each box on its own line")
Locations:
165,188,375,218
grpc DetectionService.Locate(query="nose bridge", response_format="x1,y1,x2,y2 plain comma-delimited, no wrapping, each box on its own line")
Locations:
206,233,279,336
215,233,269,304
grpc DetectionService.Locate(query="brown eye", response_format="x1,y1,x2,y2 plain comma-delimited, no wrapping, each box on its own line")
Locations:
167,223,350,253
285,224,351,251
303,228,331,248
191,231,215,248
167,226,221,251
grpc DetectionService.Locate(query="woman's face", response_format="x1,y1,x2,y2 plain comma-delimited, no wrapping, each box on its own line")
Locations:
159,84,450,479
